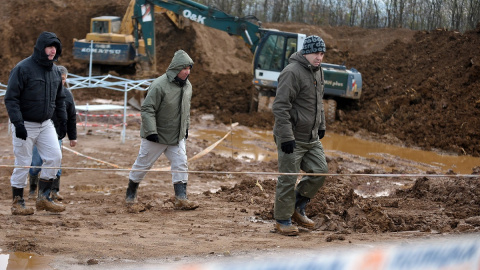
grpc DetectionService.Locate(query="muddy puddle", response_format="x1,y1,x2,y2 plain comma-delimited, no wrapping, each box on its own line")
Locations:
0,252,52,270
194,127,480,174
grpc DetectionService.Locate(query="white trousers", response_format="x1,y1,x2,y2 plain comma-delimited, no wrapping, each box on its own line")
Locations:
129,138,188,184
10,120,62,188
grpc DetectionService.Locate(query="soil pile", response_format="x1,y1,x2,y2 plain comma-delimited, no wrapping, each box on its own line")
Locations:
336,27,480,157
229,173,480,234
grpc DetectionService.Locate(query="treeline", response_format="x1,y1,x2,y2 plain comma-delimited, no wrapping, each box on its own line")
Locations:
196,0,480,32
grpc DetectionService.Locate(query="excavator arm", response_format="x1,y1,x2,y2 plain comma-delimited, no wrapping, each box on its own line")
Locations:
132,0,262,71
127,0,362,115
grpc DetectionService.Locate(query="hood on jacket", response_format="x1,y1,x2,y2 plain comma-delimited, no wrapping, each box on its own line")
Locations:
166,50,194,83
32,31,62,69
289,51,321,72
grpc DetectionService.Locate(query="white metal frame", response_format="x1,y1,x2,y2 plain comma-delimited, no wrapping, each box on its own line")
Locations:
1,75,154,143
67,73,154,143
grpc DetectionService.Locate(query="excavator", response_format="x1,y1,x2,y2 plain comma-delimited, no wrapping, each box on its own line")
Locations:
72,0,362,121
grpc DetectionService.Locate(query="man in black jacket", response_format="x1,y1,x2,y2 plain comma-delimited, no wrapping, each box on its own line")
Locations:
5,31,67,215
28,65,77,201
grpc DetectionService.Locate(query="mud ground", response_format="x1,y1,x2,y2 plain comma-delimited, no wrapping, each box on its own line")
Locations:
1,114,480,268
1,0,480,268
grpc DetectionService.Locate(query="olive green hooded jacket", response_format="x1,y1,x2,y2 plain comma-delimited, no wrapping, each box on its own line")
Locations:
272,51,326,144
140,50,194,145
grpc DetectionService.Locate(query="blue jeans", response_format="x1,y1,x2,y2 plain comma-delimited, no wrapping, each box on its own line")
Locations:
29,140,63,177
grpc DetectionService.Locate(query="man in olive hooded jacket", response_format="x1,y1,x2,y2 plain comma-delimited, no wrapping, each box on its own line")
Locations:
5,31,67,215
125,50,198,210
272,35,329,235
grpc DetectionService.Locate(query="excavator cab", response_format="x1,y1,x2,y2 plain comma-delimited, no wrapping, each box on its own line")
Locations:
251,29,362,118
251,30,306,111
86,16,130,41
255,33,298,72
73,15,137,68
253,30,305,88
91,16,121,34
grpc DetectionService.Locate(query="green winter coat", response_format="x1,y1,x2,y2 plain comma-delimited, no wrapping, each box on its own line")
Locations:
140,50,194,145
272,52,326,144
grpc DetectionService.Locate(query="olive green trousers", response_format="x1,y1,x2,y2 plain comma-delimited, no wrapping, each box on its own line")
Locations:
274,138,328,220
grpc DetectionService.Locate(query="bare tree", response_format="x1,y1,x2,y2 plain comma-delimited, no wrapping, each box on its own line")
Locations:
235,0,244,17
282,0,290,22
293,0,305,22
198,0,478,32
450,0,466,30
467,0,480,30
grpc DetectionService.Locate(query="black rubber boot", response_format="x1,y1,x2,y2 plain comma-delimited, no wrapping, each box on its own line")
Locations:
173,182,199,210
28,174,39,199
125,179,139,204
51,176,63,201
173,182,187,199
36,178,66,212
11,187,34,215
295,191,310,215
292,191,314,229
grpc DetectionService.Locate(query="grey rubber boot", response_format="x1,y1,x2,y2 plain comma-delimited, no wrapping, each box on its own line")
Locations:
125,179,139,204
36,178,66,212
28,174,39,200
11,187,34,215
173,182,199,210
51,176,63,201
292,191,315,229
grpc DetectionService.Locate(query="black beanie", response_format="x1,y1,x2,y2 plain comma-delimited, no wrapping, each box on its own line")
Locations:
302,35,326,55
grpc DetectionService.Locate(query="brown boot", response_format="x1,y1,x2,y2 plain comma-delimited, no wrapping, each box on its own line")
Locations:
274,221,299,236
36,178,66,213
174,198,199,210
173,182,199,210
51,191,64,201
292,191,315,229
11,188,34,215
292,210,315,229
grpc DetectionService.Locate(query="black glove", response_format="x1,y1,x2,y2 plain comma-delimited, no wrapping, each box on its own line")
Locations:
14,123,27,140
280,140,296,154
185,129,188,140
146,134,160,143
318,129,325,140
57,121,67,140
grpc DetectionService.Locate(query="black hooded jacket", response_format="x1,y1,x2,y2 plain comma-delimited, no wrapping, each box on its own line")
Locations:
52,86,77,140
4,31,66,125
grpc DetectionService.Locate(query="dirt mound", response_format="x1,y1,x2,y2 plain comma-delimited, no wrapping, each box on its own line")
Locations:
335,28,480,156
265,23,417,57
225,170,480,234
